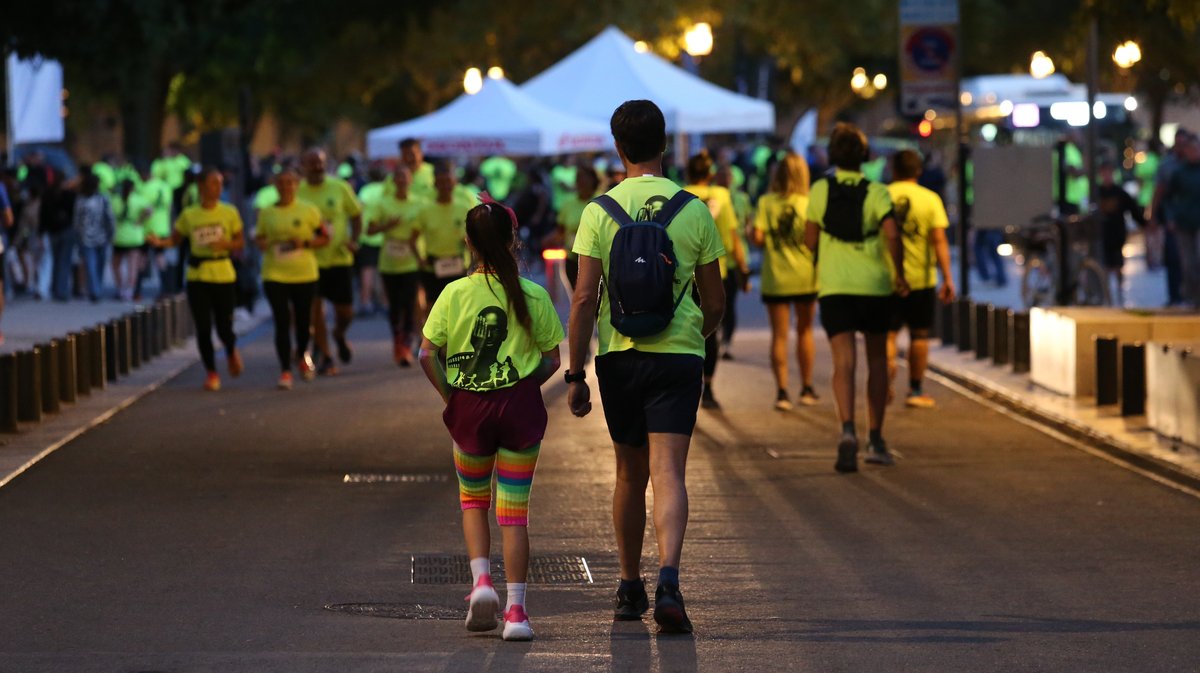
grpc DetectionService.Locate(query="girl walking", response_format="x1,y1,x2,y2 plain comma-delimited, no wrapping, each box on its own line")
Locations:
418,196,563,641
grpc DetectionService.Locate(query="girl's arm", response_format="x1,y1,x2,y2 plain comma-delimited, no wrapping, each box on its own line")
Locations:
418,338,453,404
533,344,562,386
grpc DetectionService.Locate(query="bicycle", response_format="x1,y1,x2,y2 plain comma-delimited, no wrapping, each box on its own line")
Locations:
1008,213,1109,309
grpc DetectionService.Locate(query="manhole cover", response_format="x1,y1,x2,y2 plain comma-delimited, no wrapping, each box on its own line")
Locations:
325,602,465,620
343,473,450,484
411,554,593,585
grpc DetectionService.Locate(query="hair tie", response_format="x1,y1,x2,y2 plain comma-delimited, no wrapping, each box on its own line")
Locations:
479,191,519,231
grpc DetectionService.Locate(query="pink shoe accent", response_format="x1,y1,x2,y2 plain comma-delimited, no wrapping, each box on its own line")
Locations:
504,605,529,623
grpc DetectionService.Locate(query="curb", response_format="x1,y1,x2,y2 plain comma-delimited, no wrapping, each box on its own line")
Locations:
927,358,1200,498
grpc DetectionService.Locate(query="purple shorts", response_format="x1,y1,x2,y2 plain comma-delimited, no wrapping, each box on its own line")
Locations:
443,376,548,457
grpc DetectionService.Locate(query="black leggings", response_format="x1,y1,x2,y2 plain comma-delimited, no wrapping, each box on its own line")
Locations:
722,269,739,345
704,332,719,379
381,272,420,339
264,281,316,372
187,281,237,372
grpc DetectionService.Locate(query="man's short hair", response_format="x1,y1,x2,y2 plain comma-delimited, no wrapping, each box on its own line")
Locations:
892,149,923,181
828,122,869,171
399,137,421,151
610,100,666,164
433,159,455,176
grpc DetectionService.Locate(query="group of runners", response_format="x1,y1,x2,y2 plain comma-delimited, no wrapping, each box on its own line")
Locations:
165,100,955,640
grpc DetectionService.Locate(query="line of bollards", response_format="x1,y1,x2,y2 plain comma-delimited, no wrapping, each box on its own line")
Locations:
0,295,194,434
936,298,1032,376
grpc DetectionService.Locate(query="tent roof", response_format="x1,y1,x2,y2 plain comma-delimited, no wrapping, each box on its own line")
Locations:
366,77,610,158
521,26,774,134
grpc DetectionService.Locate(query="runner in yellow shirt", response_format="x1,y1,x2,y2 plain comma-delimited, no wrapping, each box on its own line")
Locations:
886,150,955,409
415,162,473,306
298,148,363,375
753,152,820,410
355,163,389,317
551,165,600,289
367,165,428,366
111,179,149,303
149,167,245,392
400,137,436,201
256,166,330,390
714,163,753,360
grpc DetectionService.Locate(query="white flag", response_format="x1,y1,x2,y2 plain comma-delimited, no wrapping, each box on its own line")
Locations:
6,53,65,145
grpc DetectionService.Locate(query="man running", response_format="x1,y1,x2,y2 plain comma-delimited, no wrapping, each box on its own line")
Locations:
414,162,471,307
299,148,363,375
885,149,955,409
400,138,436,202
567,99,725,634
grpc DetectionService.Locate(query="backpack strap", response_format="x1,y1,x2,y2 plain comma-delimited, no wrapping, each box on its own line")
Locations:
591,194,637,228
655,190,698,227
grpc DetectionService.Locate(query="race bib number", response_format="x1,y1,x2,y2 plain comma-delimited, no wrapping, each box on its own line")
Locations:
273,241,303,261
433,256,466,279
385,239,412,259
192,224,225,247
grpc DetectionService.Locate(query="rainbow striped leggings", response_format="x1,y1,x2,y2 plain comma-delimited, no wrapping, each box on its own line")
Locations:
453,443,540,526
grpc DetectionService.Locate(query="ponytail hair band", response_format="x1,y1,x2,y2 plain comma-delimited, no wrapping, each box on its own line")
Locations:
478,191,519,232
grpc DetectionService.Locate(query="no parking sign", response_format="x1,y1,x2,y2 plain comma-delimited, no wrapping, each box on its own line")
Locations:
899,0,960,115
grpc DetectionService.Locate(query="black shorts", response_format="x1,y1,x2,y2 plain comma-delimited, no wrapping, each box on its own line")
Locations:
763,292,817,305
819,294,893,337
890,287,936,332
355,244,380,270
595,349,704,447
318,265,354,305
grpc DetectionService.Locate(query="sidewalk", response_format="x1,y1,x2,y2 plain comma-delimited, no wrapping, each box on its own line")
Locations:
0,295,208,355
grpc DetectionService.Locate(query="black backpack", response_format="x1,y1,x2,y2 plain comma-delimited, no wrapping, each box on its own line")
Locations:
822,177,875,243
591,190,699,338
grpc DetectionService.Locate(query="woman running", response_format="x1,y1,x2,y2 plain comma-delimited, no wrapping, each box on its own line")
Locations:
367,165,426,367
255,166,329,389
753,152,820,410
418,196,563,642
150,167,245,391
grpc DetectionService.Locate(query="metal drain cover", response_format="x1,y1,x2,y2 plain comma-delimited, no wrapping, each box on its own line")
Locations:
325,602,465,620
411,554,593,585
343,473,450,484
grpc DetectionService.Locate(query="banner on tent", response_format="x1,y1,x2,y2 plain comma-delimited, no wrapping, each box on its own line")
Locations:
898,0,960,116
6,53,66,145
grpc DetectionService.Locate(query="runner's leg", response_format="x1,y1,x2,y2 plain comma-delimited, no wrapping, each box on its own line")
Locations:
613,442,650,581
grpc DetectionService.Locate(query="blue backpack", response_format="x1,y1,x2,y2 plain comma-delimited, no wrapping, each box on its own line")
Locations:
592,190,698,338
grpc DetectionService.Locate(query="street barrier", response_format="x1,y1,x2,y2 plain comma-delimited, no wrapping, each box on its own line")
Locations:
939,301,956,346
89,326,106,390
16,348,41,423
38,341,60,415
156,301,170,354
1094,335,1119,406
955,299,972,353
992,307,1011,366
1011,312,1031,374
116,317,131,376
974,303,991,360
129,310,144,368
1121,342,1146,417
0,353,18,433
58,333,77,405
74,331,91,398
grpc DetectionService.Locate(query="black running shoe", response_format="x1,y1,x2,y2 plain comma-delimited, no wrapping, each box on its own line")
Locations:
865,439,895,466
835,434,859,473
335,335,353,364
318,356,339,377
653,583,694,634
614,580,650,621
700,387,721,410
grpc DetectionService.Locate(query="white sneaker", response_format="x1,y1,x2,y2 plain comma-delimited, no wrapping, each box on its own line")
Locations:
464,576,500,632
501,605,534,641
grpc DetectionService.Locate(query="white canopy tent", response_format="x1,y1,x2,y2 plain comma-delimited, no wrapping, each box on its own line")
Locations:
521,26,775,134
366,76,610,158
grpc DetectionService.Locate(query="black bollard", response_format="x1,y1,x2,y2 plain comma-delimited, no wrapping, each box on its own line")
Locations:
138,308,153,362
74,331,91,397
116,317,131,375
38,341,60,414
955,299,972,353
1121,342,1147,417
58,333,77,405
1011,311,1031,374
939,301,956,345
159,301,171,353
974,303,992,360
16,348,42,423
129,312,143,369
992,307,1011,366
90,325,106,390
0,353,18,432
1094,335,1119,406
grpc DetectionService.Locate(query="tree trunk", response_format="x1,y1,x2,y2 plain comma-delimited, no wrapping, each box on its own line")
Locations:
120,67,171,168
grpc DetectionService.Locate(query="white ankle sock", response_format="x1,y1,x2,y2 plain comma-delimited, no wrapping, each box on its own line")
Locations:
470,557,490,585
506,582,526,610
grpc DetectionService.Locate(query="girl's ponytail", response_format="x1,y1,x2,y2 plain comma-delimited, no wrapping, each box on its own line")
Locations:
466,199,532,333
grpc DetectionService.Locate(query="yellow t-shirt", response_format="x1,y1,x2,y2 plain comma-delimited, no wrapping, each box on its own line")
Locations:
423,274,564,392
806,170,894,298
572,175,725,359
258,201,322,284
113,191,149,248
357,181,387,246
369,195,427,274
755,192,817,297
297,177,362,269
136,178,173,238
409,162,436,201
683,183,739,278
887,180,949,290
556,193,594,258
416,199,471,260
175,202,243,284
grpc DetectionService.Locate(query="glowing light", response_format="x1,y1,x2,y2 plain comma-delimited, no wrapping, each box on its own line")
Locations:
997,243,1014,257
633,40,649,53
1113,41,1142,69
999,100,1014,116
1124,96,1138,112
684,22,713,57
918,119,933,138
924,109,937,121
1050,101,1090,127
1030,51,1056,79
873,73,888,90
981,123,998,143
960,91,973,106
1012,103,1041,128
486,66,505,80
542,248,568,261
851,67,869,91
463,67,483,95
1093,101,1107,119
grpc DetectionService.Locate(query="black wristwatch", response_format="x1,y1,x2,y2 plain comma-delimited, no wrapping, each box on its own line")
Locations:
564,370,586,384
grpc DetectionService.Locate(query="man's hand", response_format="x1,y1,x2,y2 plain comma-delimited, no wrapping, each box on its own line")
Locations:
567,381,592,417
895,276,911,298
740,268,752,293
344,239,360,253
939,280,956,304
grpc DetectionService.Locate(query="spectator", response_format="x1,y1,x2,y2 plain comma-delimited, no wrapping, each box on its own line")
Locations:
72,168,115,302
1150,129,1192,306
1096,160,1145,306
1162,134,1200,307
41,180,76,302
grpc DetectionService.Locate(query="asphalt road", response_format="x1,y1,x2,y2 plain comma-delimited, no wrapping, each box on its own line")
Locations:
0,295,1198,673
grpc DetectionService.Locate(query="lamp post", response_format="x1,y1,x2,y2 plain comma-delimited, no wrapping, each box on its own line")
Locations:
1112,40,1142,69
1030,51,1056,79
463,67,483,95
681,22,714,158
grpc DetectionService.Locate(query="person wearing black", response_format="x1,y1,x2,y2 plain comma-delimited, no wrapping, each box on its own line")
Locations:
1096,161,1144,306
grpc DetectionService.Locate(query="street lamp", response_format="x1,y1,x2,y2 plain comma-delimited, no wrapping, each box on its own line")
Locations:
487,66,505,80
684,22,713,58
873,73,888,90
1112,41,1142,69
1030,51,1056,79
633,40,650,53
463,67,483,95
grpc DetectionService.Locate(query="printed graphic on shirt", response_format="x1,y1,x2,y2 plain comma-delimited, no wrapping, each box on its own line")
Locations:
894,196,916,238
636,195,669,222
769,205,803,250
446,306,519,392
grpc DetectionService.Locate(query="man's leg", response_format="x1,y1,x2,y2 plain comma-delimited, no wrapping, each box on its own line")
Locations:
829,332,857,425
767,303,791,398
863,331,895,465
1165,229,1183,305
647,432,690,571
311,292,332,367
612,442,650,582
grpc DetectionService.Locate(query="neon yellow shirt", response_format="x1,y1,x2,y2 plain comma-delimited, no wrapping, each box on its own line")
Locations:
258,201,322,284
152,154,191,190
806,170,894,297
888,180,949,290
1135,152,1160,208
370,195,427,274
253,185,279,210
479,156,517,200
556,193,595,258
755,192,817,296
113,191,149,248
175,202,242,283
1055,143,1089,206
136,178,172,238
298,177,362,268
409,162,436,201
551,164,577,209
423,274,564,392
357,181,387,247
93,162,118,195
415,199,471,259
683,183,739,278
572,175,725,358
